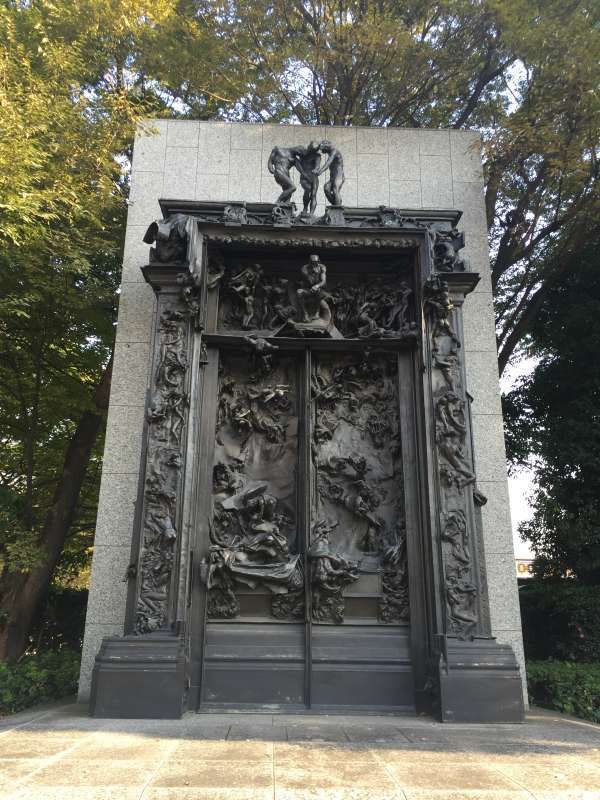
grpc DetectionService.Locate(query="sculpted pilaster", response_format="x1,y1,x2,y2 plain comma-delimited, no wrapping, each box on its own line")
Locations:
127,218,206,636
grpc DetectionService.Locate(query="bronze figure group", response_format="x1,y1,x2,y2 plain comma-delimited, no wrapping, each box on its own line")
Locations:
268,140,345,213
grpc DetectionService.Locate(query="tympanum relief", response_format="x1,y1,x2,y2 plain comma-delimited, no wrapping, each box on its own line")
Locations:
215,254,416,343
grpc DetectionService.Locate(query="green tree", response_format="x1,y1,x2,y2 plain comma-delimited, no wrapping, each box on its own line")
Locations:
0,0,176,659
503,229,600,584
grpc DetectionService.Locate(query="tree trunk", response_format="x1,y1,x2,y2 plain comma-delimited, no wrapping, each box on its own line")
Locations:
0,359,112,661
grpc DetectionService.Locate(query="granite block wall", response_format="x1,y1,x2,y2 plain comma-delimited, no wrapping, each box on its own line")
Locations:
78,122,525,701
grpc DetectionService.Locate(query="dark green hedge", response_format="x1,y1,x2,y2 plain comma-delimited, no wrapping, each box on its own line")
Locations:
519,580,600,662
527,661,600,724
28,587,88,653
0,650,80,715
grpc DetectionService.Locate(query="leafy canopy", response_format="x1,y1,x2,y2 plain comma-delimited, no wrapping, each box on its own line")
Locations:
504,229,600,584
0,0,175,580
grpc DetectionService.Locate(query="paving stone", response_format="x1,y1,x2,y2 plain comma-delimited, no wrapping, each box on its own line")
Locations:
9,789,143,800
23,757,155,786
285,724,349,742
343,725,411,743
72,735,175,761
2,706,600,799
0,735,81,759
396,728,452,744
172,739,272,760
274,762,397,791
144,790,274,800
188,711,271,725
274,742,378,764
20,716,109,732
532,793,600,800
228,724,287,741
403,792,531,800
386,762,522,791
109,722,231,741
275,791,404,800
493,759,600,792
373,745,478,764
150,759,273,788
0,757,54,788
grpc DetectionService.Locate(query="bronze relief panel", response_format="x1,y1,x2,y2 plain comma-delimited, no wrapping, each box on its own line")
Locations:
310,352,409,624
206,353,304,620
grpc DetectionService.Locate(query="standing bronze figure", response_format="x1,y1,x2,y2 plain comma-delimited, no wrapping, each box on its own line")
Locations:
296,141,321,216
267,145,306,204
316,140,345,206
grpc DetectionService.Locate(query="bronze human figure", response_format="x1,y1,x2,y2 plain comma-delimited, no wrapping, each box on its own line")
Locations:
297,254,330,325
296,140,321,216
267,145,306,204
315,140,345,206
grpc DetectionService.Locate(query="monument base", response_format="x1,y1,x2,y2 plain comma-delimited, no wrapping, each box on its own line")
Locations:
438,638,524,723
90,634,187,719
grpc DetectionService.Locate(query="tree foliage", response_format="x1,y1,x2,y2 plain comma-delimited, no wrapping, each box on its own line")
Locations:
0,0,177,658
504,230,600,584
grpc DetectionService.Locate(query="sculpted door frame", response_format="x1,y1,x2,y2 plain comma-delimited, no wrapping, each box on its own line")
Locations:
90,201,523,722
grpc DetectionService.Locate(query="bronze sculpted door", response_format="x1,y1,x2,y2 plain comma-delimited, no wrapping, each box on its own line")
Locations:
194,249,415,710
90,199,523,722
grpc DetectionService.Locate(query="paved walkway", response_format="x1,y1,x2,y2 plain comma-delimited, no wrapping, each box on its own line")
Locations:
1,702,599,799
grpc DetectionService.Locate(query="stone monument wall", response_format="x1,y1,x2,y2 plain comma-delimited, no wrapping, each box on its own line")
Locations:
78,121,524,701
